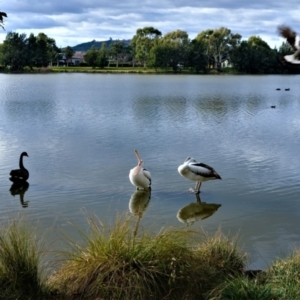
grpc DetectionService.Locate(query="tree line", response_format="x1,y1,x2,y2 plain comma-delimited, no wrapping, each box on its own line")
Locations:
0,25,294,73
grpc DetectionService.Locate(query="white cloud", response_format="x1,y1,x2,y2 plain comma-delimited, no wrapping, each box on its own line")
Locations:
0,1,298,47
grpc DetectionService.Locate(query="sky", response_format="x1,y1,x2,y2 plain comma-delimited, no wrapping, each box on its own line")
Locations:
0,0,299,49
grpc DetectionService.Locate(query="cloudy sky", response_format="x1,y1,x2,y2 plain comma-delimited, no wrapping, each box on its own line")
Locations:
0,0,299,48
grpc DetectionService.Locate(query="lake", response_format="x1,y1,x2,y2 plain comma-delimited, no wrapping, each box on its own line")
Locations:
0,73,300,270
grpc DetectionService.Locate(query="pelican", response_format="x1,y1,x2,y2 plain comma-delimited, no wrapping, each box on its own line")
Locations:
129,150,151,190
278,25,300,64
178,157,221,194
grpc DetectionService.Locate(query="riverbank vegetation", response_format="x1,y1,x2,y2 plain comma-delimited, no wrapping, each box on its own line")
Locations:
1,215,300,299
0,26,295,75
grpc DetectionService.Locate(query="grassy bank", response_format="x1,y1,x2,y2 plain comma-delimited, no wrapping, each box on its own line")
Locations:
0,215,300,299
0,65,240,74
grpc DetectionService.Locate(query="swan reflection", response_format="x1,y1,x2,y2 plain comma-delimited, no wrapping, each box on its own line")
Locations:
9,181,30,208
129,189,151,236
177,194,221,226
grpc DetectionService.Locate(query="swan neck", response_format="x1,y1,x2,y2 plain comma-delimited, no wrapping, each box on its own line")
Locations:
19,154,25,170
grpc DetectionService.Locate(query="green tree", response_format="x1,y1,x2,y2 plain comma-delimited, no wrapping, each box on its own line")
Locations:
196,27,241,69
148,40,168,71
160,30,190,72
231,36,279,74
24,33,58,68
278,42,293,56
1,32,27,70
97,43,108,68
64,46,75,66
188,39,209,73
109,41,124,67
84,45,98,68
46,37,59,67
25,33,37,69
132,27,162,68
35,33,51,67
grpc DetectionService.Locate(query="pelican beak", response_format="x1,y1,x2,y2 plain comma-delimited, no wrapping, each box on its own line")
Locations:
134,149,142,162
133,161,143,175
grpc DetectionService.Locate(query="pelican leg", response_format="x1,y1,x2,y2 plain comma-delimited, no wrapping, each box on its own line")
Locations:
195,193,201,203
197,181,202,193
189,181,201,194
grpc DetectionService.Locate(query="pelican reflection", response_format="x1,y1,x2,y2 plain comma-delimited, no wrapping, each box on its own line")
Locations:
177,194,221,226
9,181,30,208
129,189,151,237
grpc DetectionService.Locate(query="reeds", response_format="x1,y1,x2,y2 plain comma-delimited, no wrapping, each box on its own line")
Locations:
48,215,245,299
0,217,50,299
2,214,300,300
211,250,300,299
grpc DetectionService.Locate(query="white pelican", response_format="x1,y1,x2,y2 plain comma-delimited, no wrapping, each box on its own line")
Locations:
129,150,151,190
278,25,300,64
178,157,221,194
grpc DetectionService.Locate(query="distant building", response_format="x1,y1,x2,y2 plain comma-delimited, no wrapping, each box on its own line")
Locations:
221,60,232,68
70,51,86,65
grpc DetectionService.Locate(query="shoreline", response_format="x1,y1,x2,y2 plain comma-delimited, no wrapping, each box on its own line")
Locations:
0,66,240,75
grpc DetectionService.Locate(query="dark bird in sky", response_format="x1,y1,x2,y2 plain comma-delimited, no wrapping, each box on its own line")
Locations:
278,25,300,64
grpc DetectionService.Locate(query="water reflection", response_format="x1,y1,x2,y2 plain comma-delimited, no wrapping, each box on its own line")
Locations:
129,189,151,236
5,100,55,121
177,194,221,226
9,182,30,208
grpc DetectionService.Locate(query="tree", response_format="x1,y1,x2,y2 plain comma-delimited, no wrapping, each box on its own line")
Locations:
25,33,37,69
231,36,279,74
188,39,209,73
23,33,59,68
278,41,293,56
64,46,75,66
196,27,241,69
109,41,124,67
0,11,7,29
1,32,27,70
97,43,108,68
132,27,162,68
84,45,98,68
35,33,51,67
160,30,190,72
46,37,59,67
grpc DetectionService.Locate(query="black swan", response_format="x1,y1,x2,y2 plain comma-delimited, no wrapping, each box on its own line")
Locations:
9,152,29,183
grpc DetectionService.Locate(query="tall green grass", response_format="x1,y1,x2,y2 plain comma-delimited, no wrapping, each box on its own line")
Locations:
211,250,300,299
49,215,245,299
2,214,300,299
0,217,50,300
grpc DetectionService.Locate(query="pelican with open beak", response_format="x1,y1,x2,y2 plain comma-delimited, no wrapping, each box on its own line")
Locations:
178,157,221,194
129,150,151,190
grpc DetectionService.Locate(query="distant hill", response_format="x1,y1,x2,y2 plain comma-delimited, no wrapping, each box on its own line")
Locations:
72,39,131,52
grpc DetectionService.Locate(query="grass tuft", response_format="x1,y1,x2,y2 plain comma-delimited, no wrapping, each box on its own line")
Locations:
211,249,300,300
262,250,300,299
0,216,50,299
49,215,245,299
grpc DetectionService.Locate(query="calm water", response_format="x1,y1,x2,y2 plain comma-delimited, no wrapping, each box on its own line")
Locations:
1,73,300,270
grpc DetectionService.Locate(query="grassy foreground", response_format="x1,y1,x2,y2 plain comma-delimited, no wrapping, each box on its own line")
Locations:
0,216,300,299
